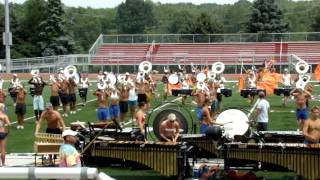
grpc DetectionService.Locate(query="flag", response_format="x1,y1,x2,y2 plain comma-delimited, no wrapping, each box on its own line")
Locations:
315,64,320,81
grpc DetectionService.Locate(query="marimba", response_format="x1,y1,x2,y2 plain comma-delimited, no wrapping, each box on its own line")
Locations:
180,134,219,157
86,141,185,177
240,89,266,98
274,88,293,96
224,143,320,180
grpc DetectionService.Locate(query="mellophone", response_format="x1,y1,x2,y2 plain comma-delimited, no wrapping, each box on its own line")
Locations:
240,88,266,98
224,143,320,180
86,141,185,177
273,88,293,96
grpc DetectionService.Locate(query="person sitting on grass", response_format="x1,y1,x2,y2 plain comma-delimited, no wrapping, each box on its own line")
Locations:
59,129,81,167
0,103,10,167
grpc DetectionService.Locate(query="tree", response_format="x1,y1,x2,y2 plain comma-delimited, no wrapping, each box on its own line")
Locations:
312,5,320,32
38,0,75,56
168,10,195,34
247,0,288,33
116,0,156,34
20,0,47,57
193,13,223,34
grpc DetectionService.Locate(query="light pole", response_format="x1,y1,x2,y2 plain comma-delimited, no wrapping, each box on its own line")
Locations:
3,0,12,73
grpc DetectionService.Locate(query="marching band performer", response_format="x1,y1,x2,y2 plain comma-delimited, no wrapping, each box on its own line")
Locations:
282,68,292,106
28,73,47,122
9,74,20,106
68,77,77,114
119,83,129,128
246,70,257,105
79,74,90,106
94,81,111,121
303,106,320,144
110,87,120,123
207,80,218,119
60,79,69,117
199,98,224,134
0,76,4,90
128,83,138,121
291,86,312,130
213,74,226,112
15,84,27,129
49,76,61,110
135,102,147,139
159,113,180,143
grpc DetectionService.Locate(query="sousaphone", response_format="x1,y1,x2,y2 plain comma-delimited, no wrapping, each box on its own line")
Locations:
64,65,80,84
212,62,225,74
139,61,152,74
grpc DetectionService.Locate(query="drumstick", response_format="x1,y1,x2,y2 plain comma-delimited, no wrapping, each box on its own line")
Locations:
80,122,110,155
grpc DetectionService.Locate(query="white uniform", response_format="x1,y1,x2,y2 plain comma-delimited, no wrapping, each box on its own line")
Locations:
282,74,291,87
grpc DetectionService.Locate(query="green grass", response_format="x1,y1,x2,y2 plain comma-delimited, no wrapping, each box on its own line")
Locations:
4,80,320,179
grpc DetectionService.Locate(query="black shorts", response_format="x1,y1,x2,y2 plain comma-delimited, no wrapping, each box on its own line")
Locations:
69,94,76,103
137,93,147,103
50,96,60,107
78,88,88,98
0,132,7,140
15,103,26,115
119,101,128,113
46,128,62,134
60,94,69,105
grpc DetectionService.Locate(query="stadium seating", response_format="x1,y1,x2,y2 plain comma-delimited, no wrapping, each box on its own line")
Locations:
90,42,320,65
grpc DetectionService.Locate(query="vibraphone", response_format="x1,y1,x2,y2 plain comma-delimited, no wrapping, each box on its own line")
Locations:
86,141,185,177
224,143,320,180
258,131,304,143
34,133,63,166
180,134,219,157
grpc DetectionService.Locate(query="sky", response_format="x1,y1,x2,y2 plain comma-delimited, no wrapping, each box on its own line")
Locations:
9,0,250,9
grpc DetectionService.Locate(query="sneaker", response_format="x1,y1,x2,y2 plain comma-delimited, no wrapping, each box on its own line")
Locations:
64,113,68,117
20,126,24,129
17,125,20,129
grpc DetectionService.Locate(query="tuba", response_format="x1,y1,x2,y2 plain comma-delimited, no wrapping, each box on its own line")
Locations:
30,69,41,83
137,61,152,83
63,65,80,84
294,56,310,90
212,62,225,74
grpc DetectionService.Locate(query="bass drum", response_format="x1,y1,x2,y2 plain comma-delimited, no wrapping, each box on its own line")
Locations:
216,109,249,140
152,109,188,140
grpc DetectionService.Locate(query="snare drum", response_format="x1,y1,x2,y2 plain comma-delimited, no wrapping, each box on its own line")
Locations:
29,87,35,97
8,88,17,98
273,88,292,96
240,88,265,98
220,88,232,97
78,88,87,97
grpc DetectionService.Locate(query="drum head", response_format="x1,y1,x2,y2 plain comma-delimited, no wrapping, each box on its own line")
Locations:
168,74,179,84
196,72,206,82
216,109,249,139
152,109,188,140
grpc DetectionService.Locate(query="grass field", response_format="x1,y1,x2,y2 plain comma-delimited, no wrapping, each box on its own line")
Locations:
3,79,320,179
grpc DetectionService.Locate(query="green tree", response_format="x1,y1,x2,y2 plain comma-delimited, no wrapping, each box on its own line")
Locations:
38,0,75,56
312,5,320,32
116,0,156,34
168,10,195,34
193,13,223,34
247,0,288,33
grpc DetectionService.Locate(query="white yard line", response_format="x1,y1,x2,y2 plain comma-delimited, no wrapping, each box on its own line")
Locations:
10,98,97,125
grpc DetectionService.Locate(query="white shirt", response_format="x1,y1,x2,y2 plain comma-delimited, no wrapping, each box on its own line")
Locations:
257,99,270,123
80,78,89,88
0,79,3,89
282,74,291,86
128,88,137,101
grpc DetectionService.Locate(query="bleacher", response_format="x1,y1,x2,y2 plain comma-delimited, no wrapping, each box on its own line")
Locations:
91,44,150,65
90,42,320,65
